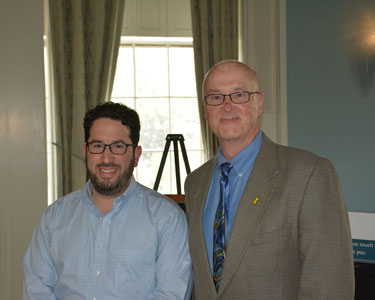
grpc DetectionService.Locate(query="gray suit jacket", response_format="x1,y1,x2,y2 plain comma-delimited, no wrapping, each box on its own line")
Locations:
184,133,354,300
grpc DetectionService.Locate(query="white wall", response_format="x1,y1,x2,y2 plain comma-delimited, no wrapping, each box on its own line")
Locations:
123,0,192,37
0,0,47,299
241,0,287,145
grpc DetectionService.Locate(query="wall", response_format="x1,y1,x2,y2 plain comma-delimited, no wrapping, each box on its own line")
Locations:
287,0,375,213
0,0,47,299
0,1,191,298
122,0,192,37
241,0,287,145
1,0,373,297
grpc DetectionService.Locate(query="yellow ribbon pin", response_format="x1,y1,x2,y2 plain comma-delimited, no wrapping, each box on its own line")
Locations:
253,197,260,205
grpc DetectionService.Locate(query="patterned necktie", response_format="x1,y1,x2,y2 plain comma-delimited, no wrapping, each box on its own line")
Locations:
213,162,232,291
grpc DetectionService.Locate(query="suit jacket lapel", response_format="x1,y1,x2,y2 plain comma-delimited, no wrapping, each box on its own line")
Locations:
218,134,280,295
188,158,218,297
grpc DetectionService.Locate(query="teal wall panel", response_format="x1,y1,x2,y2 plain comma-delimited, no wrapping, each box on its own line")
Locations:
287,0,375,212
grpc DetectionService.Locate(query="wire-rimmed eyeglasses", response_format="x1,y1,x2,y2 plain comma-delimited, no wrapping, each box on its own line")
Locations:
204,91,261,106
86,141,135,155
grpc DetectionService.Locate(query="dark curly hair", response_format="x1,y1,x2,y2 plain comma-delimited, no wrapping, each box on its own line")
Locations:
83,102,140,145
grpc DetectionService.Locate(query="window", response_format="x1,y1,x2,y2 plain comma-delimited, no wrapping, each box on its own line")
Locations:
44,35,58,205
111,37,203,194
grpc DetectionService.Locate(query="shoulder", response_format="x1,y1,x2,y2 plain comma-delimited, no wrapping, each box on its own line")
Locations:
270,143,337,183
185,156,217,187
277,144,325,164
258,133,337,183
263,133,328,166
134,182,186,217
42,189,86,225
277,145,336,178
47,189,85,211
132,183,189,236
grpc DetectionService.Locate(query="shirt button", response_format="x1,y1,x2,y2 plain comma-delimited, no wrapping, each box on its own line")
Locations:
96,271,100,275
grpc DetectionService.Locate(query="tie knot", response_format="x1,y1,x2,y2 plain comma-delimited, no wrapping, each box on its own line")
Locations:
221,162,232,177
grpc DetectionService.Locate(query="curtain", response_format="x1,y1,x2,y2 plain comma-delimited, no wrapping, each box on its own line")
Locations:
190,0,238,160
48,0,125,197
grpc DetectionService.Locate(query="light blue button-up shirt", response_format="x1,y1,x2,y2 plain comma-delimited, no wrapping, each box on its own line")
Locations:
203,131,263,273
23,177,193,300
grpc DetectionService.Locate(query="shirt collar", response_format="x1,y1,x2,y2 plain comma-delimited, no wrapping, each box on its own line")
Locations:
83,176,137,205
218,131,263,174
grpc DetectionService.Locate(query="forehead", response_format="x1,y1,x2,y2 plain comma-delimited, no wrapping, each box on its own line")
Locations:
204,63,257,93
89,118,130,142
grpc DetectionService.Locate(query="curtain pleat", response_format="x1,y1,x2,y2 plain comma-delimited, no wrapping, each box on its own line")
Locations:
190,0,238,160
48,0,125,197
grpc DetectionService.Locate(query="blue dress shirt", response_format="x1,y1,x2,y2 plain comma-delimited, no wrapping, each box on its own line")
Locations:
23,177,193,300
203,131,263,273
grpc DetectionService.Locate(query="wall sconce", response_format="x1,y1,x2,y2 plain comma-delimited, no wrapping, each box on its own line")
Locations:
366,32,375,50
351,11,375,95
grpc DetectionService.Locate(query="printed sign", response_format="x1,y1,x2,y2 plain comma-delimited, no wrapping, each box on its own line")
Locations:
353,239,375,262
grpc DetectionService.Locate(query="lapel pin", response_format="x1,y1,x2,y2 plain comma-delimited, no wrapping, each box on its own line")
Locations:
253,197,260,205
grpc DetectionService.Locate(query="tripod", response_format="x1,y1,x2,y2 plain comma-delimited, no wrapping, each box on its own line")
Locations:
153,134,191,196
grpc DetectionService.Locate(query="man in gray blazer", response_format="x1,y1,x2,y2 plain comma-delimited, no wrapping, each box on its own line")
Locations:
184,60,354,299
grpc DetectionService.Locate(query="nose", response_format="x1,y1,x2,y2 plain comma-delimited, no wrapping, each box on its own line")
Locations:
101,145,114,163
223,95,233,111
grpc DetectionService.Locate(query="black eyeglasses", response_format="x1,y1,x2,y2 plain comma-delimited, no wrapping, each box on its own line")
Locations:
204,91,261,106
86,141,135,155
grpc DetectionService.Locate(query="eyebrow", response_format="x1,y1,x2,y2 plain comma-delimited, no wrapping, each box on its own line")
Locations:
88,139,125,144
206,88,247,94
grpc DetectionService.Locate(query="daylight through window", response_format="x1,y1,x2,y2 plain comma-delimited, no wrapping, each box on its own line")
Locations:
111,37,203,194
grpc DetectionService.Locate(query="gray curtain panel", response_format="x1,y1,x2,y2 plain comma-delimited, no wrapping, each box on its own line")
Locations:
190,0,238,160
48,0,124,197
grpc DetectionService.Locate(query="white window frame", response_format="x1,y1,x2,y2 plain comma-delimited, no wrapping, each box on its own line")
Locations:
111,36,203,194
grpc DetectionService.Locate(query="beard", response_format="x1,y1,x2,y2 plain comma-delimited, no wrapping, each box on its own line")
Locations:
87,156,135,196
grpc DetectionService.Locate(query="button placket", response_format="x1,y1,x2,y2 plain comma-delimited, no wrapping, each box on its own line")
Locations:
90,215,111,299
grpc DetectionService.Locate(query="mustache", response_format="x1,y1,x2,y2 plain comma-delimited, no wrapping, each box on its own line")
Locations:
96,163,119,168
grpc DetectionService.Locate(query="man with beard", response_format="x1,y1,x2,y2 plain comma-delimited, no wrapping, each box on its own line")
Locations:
23,102,193,300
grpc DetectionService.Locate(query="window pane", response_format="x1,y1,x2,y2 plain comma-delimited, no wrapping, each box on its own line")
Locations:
135,48,168,96
137,98,169,150
111,42,204,194
171,98,201,150
170,150,203,194
169,47,197,97
114,98,135,109
137,151,172,194
112,47,134,97
185,150,204,173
